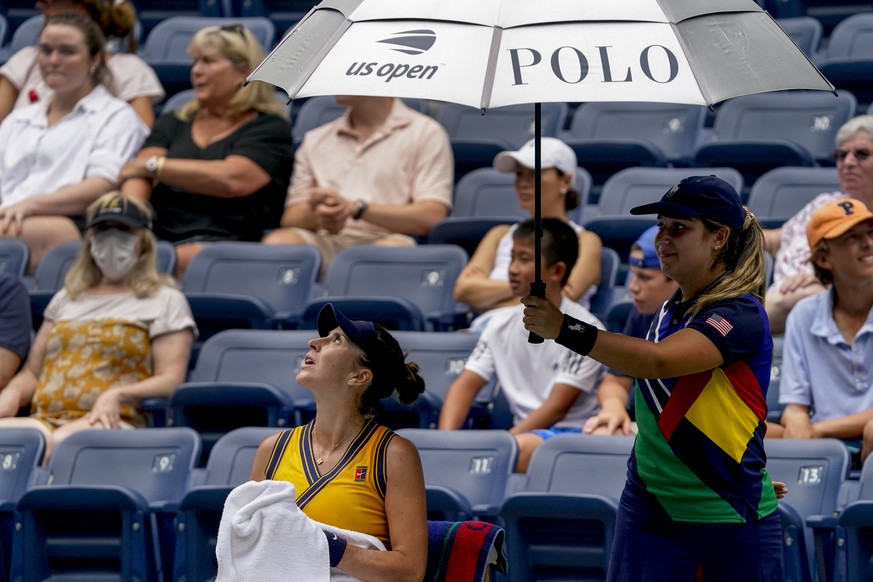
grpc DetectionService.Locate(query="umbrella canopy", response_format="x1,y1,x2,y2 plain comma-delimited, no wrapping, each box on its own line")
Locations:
247,0,834,341
249,0,834,108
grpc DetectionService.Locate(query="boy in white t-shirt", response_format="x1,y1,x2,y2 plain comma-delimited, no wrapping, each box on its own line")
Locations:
438,218,605,472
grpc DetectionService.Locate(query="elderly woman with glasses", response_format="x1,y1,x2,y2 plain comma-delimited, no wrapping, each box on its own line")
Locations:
118,24,293,277
0,192,196,463
763,114,873,333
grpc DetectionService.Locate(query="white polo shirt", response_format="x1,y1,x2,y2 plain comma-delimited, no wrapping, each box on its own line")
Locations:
0,85,148,208
464,297,605,427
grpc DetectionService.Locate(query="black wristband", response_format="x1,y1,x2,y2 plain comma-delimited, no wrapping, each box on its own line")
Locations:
324,529,348,567
555,315,598,356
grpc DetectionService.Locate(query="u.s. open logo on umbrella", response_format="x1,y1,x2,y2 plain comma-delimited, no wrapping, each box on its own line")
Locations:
378,30,436,56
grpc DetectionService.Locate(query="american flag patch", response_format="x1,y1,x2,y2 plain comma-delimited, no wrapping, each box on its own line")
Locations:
354,466,368,482
705,314,733,336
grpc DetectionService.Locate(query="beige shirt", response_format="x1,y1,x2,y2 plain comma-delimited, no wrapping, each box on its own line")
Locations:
287,99,453,237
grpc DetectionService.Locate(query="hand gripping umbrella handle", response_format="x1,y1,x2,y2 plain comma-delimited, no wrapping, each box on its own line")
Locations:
527,281,546,344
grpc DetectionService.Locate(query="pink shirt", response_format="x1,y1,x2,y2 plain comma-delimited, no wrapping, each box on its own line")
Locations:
287,99,453,237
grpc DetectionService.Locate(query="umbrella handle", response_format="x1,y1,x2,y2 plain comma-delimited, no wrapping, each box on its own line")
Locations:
527,281,546,344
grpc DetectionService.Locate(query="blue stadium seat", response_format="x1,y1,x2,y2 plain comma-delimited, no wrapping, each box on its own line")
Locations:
320,245,470,331
181,241,321,339
380,330,494,430
692,91,857,190
169,382,296,464
184,328,317,414
582,216,658,275
747,167,841,228
0,239,28,277
166,328,315,452
564,102,707,165
0,1,36,35
427,217,518,259
764,438,852,582
452,166,592,223
0,428,45,582
173,427,282,582
777,16,824,60
563,102,707,191
3,14,40,58
397,429,518,520
604,299,633,334
136,0,224,42
766,335,785,423
298,296,427,333
499,434,634,582
437,103,569,183
229,0,313,40
290,95,429,145
139,16,275,97
10,428,201,582
815,14,873,110
159,87,196,113
588,247,620,321
590,166,744,220
437,103,569,149
811,457,873,582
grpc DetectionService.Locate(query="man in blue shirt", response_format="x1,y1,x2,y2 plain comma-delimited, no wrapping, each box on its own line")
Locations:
768,198,873,464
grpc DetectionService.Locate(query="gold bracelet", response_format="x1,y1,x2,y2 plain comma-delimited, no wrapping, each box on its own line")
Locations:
153,156,166,186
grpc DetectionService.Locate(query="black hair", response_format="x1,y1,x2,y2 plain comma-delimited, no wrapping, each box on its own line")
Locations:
554,169,580,210
512,218,579,286
359,324,425,416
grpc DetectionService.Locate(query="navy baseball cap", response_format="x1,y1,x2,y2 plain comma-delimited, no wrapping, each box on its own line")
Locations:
317,303,379,361
629,175,745,230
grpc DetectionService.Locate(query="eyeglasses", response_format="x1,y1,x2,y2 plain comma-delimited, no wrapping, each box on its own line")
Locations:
832,148,871,163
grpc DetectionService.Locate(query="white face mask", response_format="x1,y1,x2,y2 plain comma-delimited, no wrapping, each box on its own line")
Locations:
90,228,140,281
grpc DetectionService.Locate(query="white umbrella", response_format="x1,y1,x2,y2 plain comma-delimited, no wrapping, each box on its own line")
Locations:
248,0,833,338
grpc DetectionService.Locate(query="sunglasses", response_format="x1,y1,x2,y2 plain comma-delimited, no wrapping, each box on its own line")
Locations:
220,24,247,42
832,148,871,163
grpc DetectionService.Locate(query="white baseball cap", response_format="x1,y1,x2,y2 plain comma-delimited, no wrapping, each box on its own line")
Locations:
493,137,577,186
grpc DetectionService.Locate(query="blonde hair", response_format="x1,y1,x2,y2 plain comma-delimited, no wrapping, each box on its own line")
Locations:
688,208,767,318
177,25,287,122
65,192,175,299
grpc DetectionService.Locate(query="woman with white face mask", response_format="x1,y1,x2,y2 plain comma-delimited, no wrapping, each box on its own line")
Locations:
0,191,196,463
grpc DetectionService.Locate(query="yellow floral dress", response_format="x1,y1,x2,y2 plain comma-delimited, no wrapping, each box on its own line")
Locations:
30,286,196,430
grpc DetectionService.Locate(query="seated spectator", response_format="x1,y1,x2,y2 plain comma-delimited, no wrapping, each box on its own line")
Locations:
262,96,452,275
583,225,679,436
767,198,873,464
0,192,196,462
0,13,149,274
454,138,602,332
438,218,605,472
0,273,31,390
249,303,427,579
119,24,292,277
764,115,873,334
0,0,164,127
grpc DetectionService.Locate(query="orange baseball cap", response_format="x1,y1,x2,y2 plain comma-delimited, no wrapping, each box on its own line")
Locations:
806,198,873,249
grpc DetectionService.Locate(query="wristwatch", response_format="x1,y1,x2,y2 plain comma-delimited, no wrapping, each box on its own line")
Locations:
145,155,161,177
352,199,369,220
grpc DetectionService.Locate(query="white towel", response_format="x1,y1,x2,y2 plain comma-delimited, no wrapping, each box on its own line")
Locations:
215,480,387,582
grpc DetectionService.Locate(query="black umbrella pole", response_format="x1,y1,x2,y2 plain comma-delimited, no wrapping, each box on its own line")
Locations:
528,102,545,344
